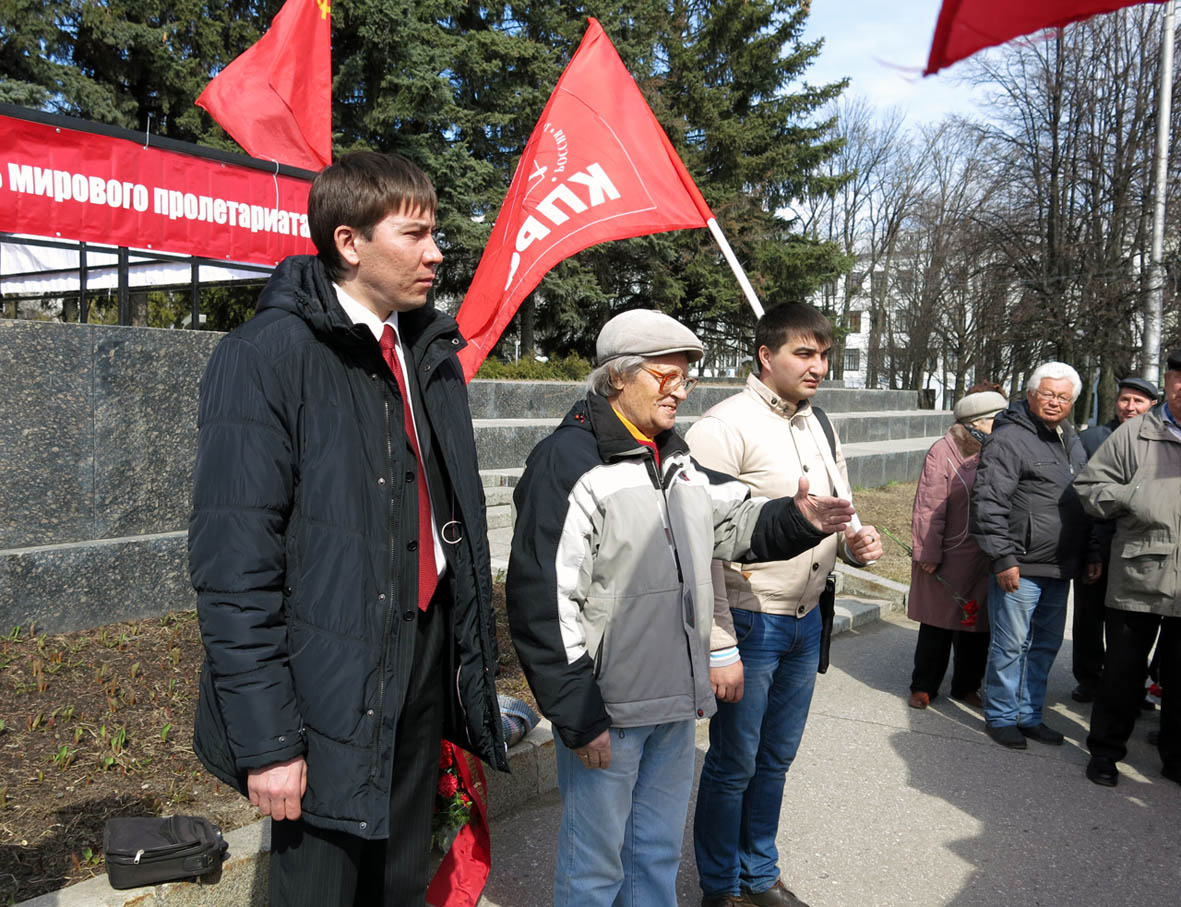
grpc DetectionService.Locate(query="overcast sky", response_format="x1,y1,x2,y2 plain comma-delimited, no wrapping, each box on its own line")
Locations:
801,0,984,123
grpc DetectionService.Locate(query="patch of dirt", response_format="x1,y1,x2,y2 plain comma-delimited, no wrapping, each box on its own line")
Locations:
0,587,532,904
849,481,918,585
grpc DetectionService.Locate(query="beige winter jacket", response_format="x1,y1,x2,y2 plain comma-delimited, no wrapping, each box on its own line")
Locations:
686,374,855,650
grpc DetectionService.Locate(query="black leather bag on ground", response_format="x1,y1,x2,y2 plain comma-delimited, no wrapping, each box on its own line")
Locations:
103,815,227,889
817,573,837,674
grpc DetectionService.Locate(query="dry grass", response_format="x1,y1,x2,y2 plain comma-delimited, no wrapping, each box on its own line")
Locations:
850,481,917,585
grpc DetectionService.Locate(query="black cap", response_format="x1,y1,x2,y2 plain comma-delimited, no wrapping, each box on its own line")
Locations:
1116,376,1160,399
1167,349,1181,372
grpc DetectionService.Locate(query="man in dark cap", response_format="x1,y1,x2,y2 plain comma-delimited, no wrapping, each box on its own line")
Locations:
1072,376,1161,702
1077,352,1181,786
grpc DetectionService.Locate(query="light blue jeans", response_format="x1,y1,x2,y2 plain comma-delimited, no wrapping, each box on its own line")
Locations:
983,575,1068,727
553,719,695,907
694,607,821,899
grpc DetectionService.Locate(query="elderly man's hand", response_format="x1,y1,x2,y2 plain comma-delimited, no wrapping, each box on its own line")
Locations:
1084,562,1103,584
710,661,744,703
794,476,855,535
997,566,1021,593
247,756,307,821
574,730,612,770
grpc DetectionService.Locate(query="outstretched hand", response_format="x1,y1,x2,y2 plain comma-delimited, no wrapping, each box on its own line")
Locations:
793,476,855,535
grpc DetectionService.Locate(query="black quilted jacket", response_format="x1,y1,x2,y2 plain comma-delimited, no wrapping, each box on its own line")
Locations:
189,255,506,840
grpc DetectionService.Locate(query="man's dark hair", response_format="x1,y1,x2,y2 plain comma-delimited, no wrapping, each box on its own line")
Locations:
753,303,834,374
308,151,438,280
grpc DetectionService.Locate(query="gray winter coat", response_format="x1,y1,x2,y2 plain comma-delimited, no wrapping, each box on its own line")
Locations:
1074,405,1181,616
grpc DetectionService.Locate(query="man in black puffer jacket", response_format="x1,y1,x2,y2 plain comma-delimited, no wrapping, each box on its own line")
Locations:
189,152,506,907
970,362,1090,750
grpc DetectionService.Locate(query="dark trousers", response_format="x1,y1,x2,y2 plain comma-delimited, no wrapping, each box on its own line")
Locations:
269,595,448,907
910,623,990,699
1071,572,1109,692
1088,610,1180,771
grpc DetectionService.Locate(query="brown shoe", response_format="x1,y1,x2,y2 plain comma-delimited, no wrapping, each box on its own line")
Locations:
702,898,747,907
907,691,930,709
952,690,983,707
740,880,811,907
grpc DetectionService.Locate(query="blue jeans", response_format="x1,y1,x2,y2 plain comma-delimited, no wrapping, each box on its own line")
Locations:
553,719,695,907
983,575,1068,727
694,607,820,899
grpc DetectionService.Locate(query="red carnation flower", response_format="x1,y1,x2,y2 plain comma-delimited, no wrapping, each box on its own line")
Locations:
438,773,459,798
960,599,979,628
439,745,453,770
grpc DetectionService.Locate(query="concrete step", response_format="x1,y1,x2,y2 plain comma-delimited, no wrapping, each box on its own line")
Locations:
486,503,514,531
480,468,524,488
467,379,922,420
472,414,946,472
482,485,515,508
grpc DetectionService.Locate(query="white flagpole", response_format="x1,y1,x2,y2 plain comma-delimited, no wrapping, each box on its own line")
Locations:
706,217,765,318
705,216,866,538
1145,0,1175,385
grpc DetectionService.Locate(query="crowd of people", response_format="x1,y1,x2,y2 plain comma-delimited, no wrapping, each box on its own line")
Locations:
186,149,1176,907
905,358,1180,791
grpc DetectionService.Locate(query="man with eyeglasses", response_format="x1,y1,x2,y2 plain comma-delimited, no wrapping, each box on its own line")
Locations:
506,309,858,907
970,362,1091,750
686,303,881,907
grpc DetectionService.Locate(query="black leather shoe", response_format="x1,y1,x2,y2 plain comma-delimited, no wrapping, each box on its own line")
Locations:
740,880,811,906
1086,756,1119,787
1019,722,1065,745
1071,684,1097,703
986,724,1027,749
1162,764,1181,787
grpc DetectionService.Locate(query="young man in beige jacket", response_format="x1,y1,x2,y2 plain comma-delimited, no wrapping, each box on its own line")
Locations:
686,303,881,907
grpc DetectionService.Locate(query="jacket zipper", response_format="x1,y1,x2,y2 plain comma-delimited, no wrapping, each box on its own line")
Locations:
370,394,398,779
657,457,701,707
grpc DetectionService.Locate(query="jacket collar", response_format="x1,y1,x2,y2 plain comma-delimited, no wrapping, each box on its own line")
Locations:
255,255,464,371
1139,402,1181,442
745,372,812,419
581,392,690,464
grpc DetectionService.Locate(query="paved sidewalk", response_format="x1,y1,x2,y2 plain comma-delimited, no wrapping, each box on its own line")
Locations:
478,612,1181,907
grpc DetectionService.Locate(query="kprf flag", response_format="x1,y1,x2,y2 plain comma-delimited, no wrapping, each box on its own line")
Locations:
926,0,1166,75
196,0,332,171
455,18,714,381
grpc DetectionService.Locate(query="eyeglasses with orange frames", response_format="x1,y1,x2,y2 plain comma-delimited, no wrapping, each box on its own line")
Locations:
640,366,698,396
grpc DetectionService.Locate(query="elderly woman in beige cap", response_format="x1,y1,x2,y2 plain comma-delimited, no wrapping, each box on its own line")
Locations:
506,309,856,907
907,387,1008,709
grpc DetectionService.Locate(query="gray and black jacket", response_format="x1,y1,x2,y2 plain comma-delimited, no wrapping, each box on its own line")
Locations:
506,392,826,749
969,398,1090,579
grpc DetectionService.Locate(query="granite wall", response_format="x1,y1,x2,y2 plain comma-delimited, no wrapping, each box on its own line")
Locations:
0,320,222,550
1,320,220,631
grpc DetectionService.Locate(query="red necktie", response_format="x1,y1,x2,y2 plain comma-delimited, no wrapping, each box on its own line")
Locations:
380,324,438,611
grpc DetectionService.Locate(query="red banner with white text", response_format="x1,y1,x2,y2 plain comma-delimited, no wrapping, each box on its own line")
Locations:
0,113,315,266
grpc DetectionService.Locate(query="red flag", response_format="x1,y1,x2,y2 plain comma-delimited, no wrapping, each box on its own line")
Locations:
455,18,714,381
196,0,332,171
926,1,1165,75
426,742,492,907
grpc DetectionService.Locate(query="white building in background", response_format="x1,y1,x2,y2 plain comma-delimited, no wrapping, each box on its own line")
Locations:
810,266,960,409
